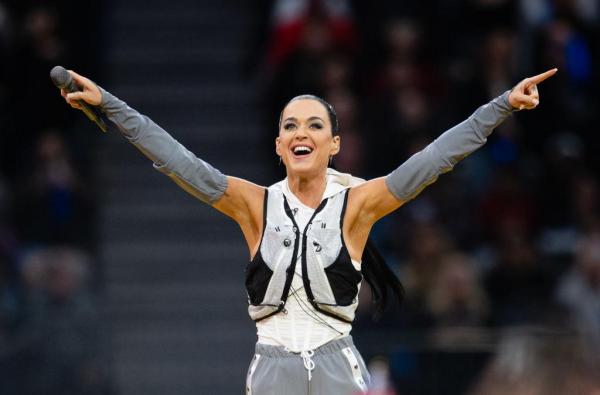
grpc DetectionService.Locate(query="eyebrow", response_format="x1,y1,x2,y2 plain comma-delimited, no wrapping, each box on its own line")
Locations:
283,116,325,123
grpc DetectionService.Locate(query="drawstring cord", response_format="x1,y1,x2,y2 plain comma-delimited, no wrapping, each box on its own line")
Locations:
284,347,316,381
300,350,315,381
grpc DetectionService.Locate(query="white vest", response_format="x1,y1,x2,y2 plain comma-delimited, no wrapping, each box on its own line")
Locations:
246,170,364,323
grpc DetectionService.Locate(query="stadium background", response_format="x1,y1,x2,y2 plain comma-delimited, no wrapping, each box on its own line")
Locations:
0,0,598,394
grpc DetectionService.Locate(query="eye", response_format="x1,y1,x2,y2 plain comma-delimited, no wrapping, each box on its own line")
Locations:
284,123,296,131
310,123,323,130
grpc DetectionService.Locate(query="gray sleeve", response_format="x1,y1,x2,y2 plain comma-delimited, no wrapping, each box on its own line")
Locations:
385,90,514,201
98,87,228,205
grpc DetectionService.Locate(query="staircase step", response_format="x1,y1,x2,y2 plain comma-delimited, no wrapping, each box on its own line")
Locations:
107,46,239,64
108,82,254,103
111,7,252,28
107,53,241,85
112,320,255,395
101,1,262,393
102,240,247,267
111,26,247,51
103,254,248,286
107,282,246,309
112,0,253,13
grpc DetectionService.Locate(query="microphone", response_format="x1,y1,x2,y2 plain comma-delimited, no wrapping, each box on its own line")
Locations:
50,66,107,132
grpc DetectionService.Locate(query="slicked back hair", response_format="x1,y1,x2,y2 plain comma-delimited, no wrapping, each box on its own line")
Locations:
279,94,340,136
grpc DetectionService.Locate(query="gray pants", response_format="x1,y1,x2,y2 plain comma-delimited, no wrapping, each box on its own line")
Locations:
245,336,371,395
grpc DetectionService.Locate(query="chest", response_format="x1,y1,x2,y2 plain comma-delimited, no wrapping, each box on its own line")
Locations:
259,189,348,269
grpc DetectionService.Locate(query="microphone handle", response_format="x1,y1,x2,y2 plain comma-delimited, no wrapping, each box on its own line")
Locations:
80,101,108,133
63,75,108,133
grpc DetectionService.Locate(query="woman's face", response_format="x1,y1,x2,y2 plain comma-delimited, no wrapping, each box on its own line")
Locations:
276,99,340,177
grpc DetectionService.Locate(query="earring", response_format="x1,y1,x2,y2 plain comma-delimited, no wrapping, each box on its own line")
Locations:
328,156,333,167
279,156,282,166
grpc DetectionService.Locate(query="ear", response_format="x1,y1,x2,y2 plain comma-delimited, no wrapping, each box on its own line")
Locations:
330,135,340,156
275,136,282,156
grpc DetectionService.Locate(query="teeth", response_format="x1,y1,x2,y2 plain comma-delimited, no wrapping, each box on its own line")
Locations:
293,146,313,154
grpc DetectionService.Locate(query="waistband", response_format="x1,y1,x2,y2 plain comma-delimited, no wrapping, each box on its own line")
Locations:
255,336,355,358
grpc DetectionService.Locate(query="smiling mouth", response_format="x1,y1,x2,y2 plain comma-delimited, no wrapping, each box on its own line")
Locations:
291,145,314,157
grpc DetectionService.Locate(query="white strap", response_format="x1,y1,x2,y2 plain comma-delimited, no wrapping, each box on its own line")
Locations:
246,354,261,395
342,347,367,392
300,350,316,381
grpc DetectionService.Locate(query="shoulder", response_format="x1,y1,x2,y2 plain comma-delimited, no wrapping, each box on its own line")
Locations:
268,180,285,193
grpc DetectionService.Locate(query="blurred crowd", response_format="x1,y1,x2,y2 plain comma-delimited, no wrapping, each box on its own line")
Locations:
0,1,111,394
1,0,599,393
251,0,599,393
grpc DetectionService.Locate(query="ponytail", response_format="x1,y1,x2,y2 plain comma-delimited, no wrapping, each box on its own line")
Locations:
361,238,405,320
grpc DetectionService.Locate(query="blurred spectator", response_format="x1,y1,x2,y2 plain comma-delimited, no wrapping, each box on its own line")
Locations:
572,174,599,230
470,330,600,395
267,16,351,113
398,221,451,327
1,4,71,185
536,132,587,263
251,0,600,391
426,253,489,327
12,130,95,250
367,356,397,395
6,5,71,132
264,0,357,69
6,0,594,393
425,252,490,348
485,227,554,326
0,176,19,334
259,0,360,152
478,168,537,242
325,88,365,175
0,2,10,85
368,18,437,96
0,4,103,383
556,229,600,335
364,89,433,180
479,28,516,99
15,246,110,395
321,52,355,91
361,17,441,180
527,4,598,151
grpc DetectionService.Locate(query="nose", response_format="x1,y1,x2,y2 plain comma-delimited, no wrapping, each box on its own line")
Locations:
294,126,309,139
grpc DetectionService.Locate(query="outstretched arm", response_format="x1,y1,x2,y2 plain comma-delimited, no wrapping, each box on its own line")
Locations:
343,69,557,260
384,90,514,203
61,71,265,256
98,87,230,204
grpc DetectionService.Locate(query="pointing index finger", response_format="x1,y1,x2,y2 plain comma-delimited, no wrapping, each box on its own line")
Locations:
527,68,558,86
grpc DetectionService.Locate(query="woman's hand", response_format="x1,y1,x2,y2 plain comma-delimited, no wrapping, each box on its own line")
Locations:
60,70,102,109
509,68,558,110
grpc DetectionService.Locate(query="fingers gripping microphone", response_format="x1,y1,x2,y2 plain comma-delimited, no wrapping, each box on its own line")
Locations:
50,66,107,132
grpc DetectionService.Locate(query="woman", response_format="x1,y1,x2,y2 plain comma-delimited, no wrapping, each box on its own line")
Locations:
60,67,556,394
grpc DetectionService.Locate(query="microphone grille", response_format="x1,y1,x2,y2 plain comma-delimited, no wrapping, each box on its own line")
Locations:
50,66,71,88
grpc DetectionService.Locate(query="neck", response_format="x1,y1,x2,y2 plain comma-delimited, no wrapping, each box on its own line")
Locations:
286,169,327,209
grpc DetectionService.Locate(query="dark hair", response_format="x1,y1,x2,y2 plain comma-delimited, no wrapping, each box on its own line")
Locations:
279,94,340,136
280,94,404,318
362,238,405,319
